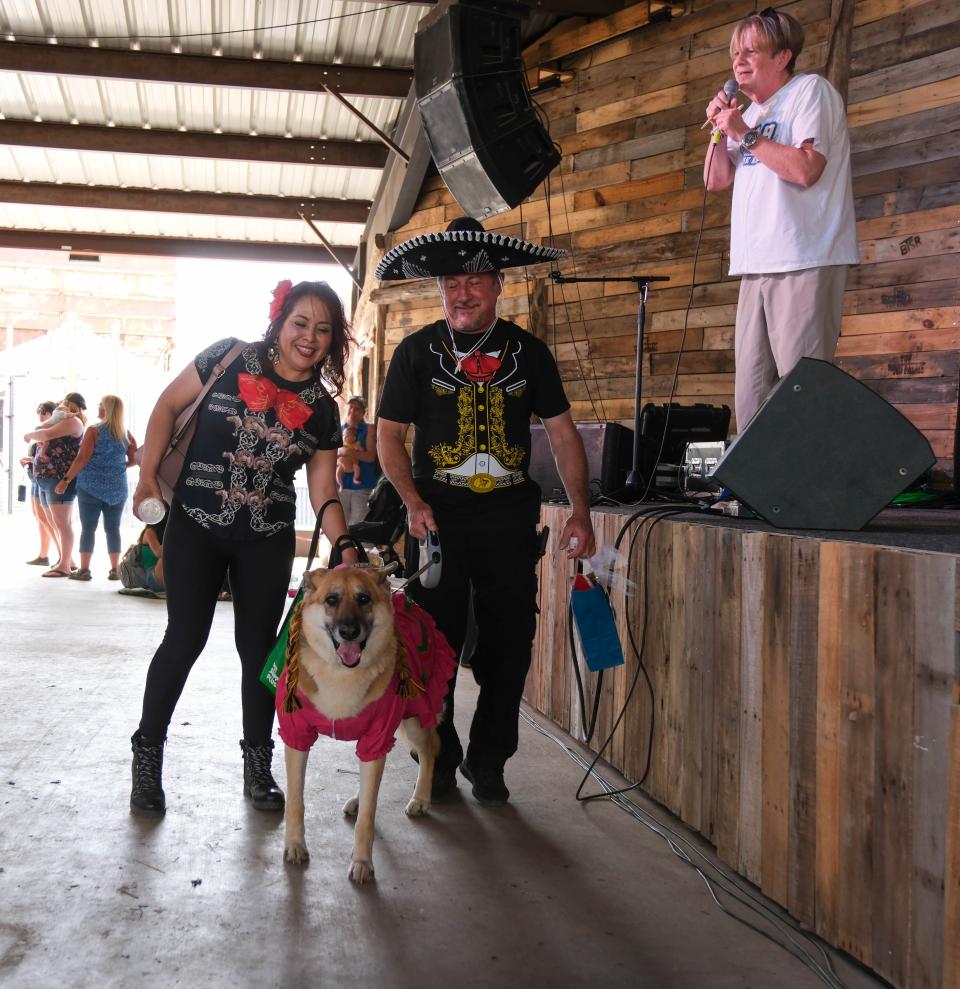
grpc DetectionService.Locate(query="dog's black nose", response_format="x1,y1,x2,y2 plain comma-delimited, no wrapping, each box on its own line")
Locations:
338,622,361,641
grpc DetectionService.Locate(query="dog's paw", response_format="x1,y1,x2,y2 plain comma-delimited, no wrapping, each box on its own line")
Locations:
405,797,431,817
348,858,375,884
283,841,310,866
342,796,359,817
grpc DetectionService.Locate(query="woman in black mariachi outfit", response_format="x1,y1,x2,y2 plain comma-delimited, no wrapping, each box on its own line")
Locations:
129,280,357,818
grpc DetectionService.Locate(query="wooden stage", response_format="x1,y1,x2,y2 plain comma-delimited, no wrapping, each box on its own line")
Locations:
528,504,960,989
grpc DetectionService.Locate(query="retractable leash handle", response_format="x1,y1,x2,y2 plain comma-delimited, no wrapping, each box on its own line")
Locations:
418,530,442,589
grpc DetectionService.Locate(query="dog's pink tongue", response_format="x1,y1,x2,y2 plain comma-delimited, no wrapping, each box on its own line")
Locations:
337,641,362,668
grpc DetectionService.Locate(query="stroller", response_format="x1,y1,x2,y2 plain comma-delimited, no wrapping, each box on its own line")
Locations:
347,474,408,574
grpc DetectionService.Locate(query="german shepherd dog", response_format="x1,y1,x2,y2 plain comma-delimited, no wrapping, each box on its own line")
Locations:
279,566,450,883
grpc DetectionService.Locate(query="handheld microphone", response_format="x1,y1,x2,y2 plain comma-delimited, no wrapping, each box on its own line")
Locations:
709,79,741,144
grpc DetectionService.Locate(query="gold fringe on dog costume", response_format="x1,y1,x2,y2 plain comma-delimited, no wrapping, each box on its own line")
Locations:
394,640,426,700
283,598,305,714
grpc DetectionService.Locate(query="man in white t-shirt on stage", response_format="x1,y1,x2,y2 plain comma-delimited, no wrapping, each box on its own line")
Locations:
704,6,859,430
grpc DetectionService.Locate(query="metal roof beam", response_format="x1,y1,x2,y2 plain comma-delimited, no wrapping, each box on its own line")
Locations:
0,229,356,266
349,0,626,10
0,120,387,168
515,0,626,12
0,41,412,99
0,180,371,223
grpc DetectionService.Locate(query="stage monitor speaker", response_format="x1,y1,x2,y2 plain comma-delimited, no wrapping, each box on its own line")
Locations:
529,422,633,501
713,358,935,530
414,0,560,219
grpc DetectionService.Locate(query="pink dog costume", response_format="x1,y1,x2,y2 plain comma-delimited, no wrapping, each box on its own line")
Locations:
277,592,456,761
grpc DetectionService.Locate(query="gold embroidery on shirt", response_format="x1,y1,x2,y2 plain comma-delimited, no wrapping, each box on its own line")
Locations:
428,388,475,467
487,389,523,469
427,383,524,472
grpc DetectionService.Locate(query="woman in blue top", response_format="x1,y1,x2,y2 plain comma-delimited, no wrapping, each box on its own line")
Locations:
56,395,138,580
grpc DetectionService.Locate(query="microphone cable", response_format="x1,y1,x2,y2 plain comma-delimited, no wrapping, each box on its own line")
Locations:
631,119,731,505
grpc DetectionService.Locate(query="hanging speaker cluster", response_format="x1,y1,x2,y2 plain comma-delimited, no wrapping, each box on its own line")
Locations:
413,0,560,219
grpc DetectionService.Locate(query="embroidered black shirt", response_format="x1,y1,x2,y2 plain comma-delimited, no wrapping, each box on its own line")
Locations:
175,337,341,538
377,319,569,517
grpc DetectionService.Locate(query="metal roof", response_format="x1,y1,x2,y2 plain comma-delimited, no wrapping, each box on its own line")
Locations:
0,1,598,270
0,0,429,268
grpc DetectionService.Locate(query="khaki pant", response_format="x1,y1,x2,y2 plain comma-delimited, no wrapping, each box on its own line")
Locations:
338,486,371,526
734,265,848,430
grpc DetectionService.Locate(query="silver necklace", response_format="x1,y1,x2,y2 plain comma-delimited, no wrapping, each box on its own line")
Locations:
447,318,498,374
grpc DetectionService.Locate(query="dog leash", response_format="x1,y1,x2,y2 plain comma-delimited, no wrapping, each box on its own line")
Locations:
395,558,436,591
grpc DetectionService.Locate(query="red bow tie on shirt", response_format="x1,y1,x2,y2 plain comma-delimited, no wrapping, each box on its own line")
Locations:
237,373,312,430
458,351,501,384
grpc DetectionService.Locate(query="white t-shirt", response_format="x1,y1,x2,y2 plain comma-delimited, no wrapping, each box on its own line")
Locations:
726,73,859,275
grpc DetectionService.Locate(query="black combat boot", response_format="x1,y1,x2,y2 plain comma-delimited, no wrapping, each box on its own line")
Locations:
240,739,285,811
130,730,166,817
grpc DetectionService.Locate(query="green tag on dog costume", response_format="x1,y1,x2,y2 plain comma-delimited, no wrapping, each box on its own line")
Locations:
260,587,303,694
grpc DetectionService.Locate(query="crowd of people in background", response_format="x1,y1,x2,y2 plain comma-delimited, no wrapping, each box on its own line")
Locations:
21,391,139,582
18,382,382,589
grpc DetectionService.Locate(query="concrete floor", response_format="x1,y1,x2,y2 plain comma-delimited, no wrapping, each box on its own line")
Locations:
0,513,883,989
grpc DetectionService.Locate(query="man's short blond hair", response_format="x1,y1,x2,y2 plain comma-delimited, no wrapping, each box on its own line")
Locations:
730,7,805,74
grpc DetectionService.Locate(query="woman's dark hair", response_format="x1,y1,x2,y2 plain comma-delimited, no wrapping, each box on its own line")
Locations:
261,280,352,397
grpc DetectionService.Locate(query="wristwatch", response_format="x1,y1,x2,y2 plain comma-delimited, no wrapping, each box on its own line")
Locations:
739,128,761,154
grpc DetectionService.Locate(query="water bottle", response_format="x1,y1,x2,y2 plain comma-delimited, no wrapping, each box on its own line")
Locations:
137,497,167,525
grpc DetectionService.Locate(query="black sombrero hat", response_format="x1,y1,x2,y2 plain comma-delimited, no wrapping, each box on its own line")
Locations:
375,217,567,281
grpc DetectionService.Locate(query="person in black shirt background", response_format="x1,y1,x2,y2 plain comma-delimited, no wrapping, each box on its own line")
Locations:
129,279,357,818
376,218,595,805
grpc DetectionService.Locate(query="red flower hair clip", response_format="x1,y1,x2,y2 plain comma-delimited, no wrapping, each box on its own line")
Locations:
269,279,293,322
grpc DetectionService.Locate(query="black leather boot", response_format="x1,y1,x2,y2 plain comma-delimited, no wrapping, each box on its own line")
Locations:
240,739,285,811
130,730,166,817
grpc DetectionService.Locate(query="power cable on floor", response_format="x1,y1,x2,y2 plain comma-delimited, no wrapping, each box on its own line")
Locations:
568,505,695,795
519,708,847,989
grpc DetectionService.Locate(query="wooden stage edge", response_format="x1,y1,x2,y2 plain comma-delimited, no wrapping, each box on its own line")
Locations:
528,504,960,989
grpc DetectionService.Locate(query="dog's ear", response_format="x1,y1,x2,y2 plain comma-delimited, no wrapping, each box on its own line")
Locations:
304,568,326,590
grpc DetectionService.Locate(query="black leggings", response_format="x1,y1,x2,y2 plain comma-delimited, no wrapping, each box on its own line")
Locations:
138,502,294,744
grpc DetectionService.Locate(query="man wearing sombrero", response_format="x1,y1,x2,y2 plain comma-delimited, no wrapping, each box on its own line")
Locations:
376,217,595,804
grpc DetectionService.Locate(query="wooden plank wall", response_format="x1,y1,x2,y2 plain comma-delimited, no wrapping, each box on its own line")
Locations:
527,506,960,989
359,0,960,483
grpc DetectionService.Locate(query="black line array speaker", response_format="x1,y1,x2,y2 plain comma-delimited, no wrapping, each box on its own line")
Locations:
713,358,935,530
413,0,560,219
529,422,633,501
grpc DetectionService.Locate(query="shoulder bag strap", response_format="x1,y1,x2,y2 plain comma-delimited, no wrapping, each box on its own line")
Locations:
170,340,248,451
306,498,340,570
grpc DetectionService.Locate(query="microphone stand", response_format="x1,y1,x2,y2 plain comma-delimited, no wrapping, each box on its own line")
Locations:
550,272,670,503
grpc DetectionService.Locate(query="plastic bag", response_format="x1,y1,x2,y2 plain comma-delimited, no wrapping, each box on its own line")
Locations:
570,573,624,672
